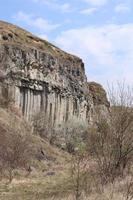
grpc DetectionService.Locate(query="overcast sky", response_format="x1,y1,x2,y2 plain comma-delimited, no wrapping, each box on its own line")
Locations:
0,0,133,86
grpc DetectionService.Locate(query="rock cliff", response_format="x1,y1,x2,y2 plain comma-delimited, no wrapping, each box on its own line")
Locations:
0,20,109,126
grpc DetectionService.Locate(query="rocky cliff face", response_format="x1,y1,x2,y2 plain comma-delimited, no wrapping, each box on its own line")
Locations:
88,82,110,122
0,20,109,126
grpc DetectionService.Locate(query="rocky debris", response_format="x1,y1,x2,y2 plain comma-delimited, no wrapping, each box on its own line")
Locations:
45,171,55,176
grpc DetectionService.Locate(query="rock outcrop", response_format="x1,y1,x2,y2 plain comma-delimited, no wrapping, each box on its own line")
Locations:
88,82,110,122
0,20,109,126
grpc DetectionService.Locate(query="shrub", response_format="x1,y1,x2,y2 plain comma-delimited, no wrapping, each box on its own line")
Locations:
0,115,32,182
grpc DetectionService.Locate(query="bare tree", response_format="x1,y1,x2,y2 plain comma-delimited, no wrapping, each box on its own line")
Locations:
87,82,133,184
108,82,133,174
0,116,32,182
123,176,133,200
0,84,14,108
32,111,56,144
70,147,89,200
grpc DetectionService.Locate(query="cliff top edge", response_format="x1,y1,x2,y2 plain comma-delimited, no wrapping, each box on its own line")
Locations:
0,20,81,61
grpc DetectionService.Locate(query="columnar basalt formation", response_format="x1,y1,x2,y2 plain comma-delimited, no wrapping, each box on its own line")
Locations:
0,21,109,126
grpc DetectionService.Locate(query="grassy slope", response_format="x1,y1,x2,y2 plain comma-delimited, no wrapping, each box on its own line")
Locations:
0,106,72,199
0,107,132,200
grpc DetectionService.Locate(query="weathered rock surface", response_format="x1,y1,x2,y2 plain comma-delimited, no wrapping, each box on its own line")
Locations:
0,20,109,126
88,82,110,122
88,82,109,107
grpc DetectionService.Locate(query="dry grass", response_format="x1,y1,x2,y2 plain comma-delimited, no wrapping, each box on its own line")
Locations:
0,20,79,60
0,107,132,200
0,170,71,200
0,171,132,200
0,106,71,199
